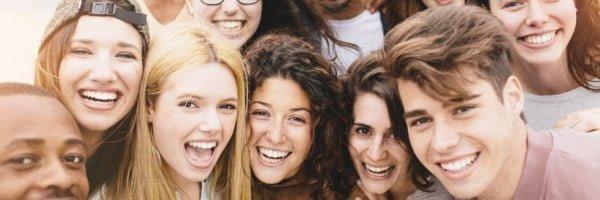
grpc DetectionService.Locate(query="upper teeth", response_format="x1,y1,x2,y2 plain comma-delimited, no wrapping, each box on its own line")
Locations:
188,142,217,149
82,90,117,101
365,164,391,173
217,21,242,29
523,31,555,45
259,147,289,159
440,154,477,172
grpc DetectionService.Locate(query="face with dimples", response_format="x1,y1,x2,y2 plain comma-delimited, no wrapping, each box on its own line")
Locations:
248,77,313,184
195,0,262,48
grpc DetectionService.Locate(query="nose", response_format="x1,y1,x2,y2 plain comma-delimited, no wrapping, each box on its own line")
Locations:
525,0,549,27
87,53,117,85
366,136,387,161
198,108,222,134
265,118,286,144
220,0,240,15
431,119,460,153
38,159,76,192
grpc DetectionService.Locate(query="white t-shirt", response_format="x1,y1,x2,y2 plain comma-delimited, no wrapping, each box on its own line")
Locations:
524,80,600,131
321,10,385,73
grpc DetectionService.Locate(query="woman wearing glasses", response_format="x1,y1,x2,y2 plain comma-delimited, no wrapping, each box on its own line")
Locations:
194,0,351,52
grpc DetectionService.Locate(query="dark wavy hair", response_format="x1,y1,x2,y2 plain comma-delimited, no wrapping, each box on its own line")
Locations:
340,52,430,196
245,33,346,199
244,0,355,53
476,0,600,91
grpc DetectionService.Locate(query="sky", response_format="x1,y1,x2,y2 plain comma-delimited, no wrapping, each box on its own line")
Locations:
0,0,60,83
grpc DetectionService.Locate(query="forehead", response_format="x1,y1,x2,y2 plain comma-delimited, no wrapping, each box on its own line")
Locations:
163,63,238,98
72,15,142,49
397,78,499,110
0,96,81,145
252,77,310,109
353,92,390,124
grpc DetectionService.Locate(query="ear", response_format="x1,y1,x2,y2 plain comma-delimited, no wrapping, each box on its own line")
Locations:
502,76,525,116
147,99,155,123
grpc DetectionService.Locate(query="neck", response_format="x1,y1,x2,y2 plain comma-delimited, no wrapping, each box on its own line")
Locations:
511,53,579,95
479,121,528,199
81,128,105,156
388,179,416,200
319,0,366,20
143,0,186,24
170,168,201,200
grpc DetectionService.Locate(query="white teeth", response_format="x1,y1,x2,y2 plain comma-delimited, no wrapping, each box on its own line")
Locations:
258,147,290,159
523,31,555,45
365,164,391,173
188,141,217,149
217,21,242,30
81,90,117,101
440,154,477,172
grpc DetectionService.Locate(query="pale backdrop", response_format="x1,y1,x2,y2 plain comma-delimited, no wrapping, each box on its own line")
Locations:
0,0,60,83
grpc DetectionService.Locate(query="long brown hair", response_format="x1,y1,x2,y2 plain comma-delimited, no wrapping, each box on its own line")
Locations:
245,33,346,199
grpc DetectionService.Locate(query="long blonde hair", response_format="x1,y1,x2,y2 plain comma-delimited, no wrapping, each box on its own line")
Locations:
133,22,251,199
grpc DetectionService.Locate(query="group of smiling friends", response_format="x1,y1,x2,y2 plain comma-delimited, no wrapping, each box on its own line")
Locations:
1,0,599,199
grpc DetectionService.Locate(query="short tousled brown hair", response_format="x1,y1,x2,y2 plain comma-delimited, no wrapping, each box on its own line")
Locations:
384,5,513,102
382,5,514,189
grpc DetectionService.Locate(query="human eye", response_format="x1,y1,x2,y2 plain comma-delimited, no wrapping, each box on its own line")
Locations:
353,126,371,136
178,100,199,109
288,115,307,124
453,105,476,117
70,48,92,55
501,0,525,9
409,117,432,127
9,154,40,170
116,51,137,60
250,109,271,120
218,103,237,114
64,154,86,169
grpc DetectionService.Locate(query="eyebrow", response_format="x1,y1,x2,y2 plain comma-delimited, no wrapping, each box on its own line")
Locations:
6,138,44,149
403,110,428,119
71,39,141,51
64,139,86,149
442,94,481,108
352,123,372,129
178,93,237,102
251,101,311,113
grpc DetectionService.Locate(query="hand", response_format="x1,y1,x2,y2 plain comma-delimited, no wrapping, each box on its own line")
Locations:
554,108,600,134
354,180,389,200
360,0,386,13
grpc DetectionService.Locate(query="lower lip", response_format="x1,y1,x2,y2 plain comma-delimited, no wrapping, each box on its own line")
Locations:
518,30,559,50
361,165,396,181
439,153,480,181
79,95,118,111
436,0,453,5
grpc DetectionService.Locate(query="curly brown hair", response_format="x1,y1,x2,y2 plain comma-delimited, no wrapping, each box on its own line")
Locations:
382,5,515,189
245,33,347,199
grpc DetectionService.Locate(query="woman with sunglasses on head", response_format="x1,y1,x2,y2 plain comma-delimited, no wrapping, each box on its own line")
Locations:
478,0,600,133
341,53,452,200
35,0,149,198
193,0,352,53
245,33,347,199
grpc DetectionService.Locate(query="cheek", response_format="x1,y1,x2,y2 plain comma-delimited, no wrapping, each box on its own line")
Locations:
408,133,429,160
196,6,219,23
117,63,143,94
220,113,238,139
348,136,367,157
0,170,34,198
57,58,85,96
289,126,313,156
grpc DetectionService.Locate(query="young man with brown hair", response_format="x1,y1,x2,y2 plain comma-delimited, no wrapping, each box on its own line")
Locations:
383,5,600,199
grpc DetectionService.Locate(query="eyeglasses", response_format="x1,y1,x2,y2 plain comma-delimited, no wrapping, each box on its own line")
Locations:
200,0,260,6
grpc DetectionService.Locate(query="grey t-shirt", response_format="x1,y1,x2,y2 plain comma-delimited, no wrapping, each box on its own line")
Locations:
523,81,600,131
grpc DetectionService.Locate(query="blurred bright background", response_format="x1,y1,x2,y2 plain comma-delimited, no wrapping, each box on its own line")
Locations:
0,0,60,83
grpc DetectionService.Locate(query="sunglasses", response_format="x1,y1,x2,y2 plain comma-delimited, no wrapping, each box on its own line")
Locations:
200,0,260,6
